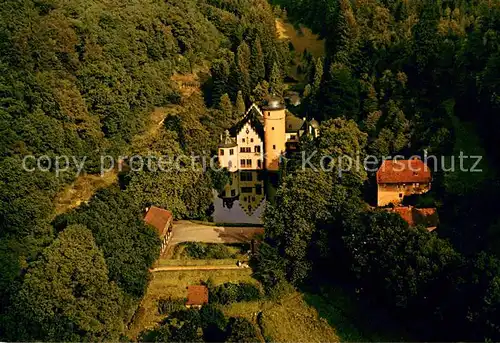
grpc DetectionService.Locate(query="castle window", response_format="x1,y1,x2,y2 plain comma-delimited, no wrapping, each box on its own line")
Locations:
399,193,403,198
256,185,262,195
240,172,253,182
231,189,236,197
230,149,234,155
246,147,251,153
246,159,252,167
257,160,262,169
240,147,245,153
273,145,276,149
255,146,261,153
242,138,245,143
291,135,296,140
220,149,224,156
240,159,246,167
272,127,275,130
242,187,252,194
268,113,270,116
251,138,254,143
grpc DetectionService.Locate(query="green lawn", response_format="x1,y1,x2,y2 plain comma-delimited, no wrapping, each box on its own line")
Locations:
130,244,377,343
126,268,256,340
154,258,240,267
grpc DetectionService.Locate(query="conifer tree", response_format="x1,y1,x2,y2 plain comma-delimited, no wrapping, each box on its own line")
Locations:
219,93,233,118
250,38,266,89
236,41,251,98
210,59,230,107
312,58,323,93
236,91,246,116
269,62,284,97
251,80,270,104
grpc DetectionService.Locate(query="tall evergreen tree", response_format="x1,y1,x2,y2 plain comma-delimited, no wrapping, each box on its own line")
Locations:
210,59,230,107
236,41,251,98
250,38,266,89
312,58,324,93
218,93,237,124
318,63,360,121
236,91,246,116
269,62,284,98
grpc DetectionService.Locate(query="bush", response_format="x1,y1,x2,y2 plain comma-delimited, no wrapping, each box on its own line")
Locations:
225,317,259,343
183,242,238,259
157,298,186,315
210,282,262,305
200,304,227,342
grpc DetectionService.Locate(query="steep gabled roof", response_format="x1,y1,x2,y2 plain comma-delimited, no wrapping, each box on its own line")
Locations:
376,159,432,184
229,104,264,141
144,206,172,237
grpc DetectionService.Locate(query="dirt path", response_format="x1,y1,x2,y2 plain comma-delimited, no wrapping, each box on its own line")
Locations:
171,220,264,244
151,265,249,272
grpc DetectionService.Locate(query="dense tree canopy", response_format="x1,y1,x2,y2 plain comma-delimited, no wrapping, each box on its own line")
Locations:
7,226,124,342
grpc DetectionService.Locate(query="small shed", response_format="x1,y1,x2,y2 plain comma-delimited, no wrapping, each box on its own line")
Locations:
186,285,209,309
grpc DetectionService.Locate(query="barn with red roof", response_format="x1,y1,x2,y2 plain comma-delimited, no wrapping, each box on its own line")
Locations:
143,206,173,253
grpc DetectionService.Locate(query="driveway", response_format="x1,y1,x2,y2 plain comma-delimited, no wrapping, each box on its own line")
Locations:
171,220,264,244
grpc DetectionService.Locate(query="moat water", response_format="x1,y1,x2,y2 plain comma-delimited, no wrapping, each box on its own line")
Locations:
212,171,278,225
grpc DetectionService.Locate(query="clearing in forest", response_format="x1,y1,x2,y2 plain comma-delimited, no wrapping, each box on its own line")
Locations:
128,241,356,342
53,171,118,216
275,18,325,57
127,267,342,342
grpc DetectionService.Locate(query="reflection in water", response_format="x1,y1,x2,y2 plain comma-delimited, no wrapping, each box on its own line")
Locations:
213,171,268,224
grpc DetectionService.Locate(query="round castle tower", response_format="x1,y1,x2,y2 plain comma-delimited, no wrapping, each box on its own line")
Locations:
262,98,286,171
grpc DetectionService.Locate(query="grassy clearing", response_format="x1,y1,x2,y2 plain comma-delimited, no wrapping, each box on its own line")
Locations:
128,269,343,342
276,18,325,84
169,242,249,261
53,171,118,216
154,258,240,267
126,269,256,339
275,18,324,57
54,104,174,217
224,292,340,342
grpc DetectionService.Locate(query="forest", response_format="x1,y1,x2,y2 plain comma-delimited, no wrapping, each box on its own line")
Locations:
3,0,500,341
258,0,500,341
0,0,287,340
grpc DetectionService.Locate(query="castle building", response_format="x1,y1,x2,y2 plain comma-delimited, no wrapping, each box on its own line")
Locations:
218,98,319,172
376,158,432,206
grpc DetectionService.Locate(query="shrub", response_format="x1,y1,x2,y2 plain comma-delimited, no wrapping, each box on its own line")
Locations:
225,317,259,343
200,304,227,342
183,242,234,259
157,297,186,315
210,282,262,305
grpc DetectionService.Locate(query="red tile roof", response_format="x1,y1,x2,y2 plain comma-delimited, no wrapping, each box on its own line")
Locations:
143,206,172,238
376,159,431,184
387,206,439,231
186,285,209,306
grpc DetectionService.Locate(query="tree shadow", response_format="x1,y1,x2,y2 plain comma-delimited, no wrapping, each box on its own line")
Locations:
301,285,410,342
